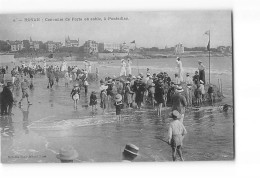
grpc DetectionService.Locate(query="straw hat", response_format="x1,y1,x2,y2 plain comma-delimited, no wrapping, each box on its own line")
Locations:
136,76,141,79
200,80,204,84
125,81,130,84
74,83,79,87
176,85,184,92
132,76,136,79
123,144,139,156
56,146,78,161
115,94,122,102
170,110,181,119
146,73,151,76
100,85,108,91
187,84,192,88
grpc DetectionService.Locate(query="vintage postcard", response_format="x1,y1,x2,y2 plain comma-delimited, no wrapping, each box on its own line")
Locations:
0,11,234,163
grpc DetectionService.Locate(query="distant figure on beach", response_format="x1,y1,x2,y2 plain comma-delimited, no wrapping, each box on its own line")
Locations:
122,144,139,162
176,57,184,82
61,60,67,72
208,84,214,106
1,82,14,116
155,80,164,116
56,146,79,163
43,59,47,74
168,110,187,161
114,94,123,120
71,83,80,110
84,59,91,73
127,58,132,75
185,73,193,85
198,60,206,84
90,91,97,113
19,79,32,106
120,59,127,76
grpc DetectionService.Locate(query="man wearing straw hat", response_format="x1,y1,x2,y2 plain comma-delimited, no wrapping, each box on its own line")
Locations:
56,146,79,163
171,85,187,123
122,143,139,162
168,110,187,161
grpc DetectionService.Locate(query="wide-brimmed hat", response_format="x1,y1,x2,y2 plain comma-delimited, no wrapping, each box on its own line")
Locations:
121,59,125,62
187,84,193,88
146,73,151,76
170,110,181,119
100,79,104,84
176,85,184,92
100,85,108,91
74,83,79,87
123,144,139,156
125,81,130,84
115,94,122,102
200,80,204,84
176,57,180,60
136,76,141,79
6,82,13,87
56,146,78,161
132,76,136,79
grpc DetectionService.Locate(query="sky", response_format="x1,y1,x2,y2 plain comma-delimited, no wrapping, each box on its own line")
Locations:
0,11,232,48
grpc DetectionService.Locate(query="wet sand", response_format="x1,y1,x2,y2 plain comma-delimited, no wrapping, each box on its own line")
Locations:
0,56,234,163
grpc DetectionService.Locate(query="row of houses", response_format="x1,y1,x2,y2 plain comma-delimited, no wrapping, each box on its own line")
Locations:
7,36,80,52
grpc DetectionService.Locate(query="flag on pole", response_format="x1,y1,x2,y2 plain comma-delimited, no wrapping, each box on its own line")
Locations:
207,40,210,51
130,40,135,43
204,30,210,35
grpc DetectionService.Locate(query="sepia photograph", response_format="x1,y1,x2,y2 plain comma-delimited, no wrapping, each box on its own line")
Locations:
0,11,234,163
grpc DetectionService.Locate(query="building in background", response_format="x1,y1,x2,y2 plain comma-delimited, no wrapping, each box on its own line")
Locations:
46,41,62,52
8,41,24,52
84,40,98,54
175,43,184,54
29,37,40,50
98,42,121,52
65,36,79,47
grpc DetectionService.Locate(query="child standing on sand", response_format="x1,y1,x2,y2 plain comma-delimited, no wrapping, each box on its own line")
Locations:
114,94,123,120
71,83,80,110
90,91,97,113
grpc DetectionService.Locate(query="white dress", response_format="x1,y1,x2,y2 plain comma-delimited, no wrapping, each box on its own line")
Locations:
127,61,132,75
176,60,184,82
120,61,127,76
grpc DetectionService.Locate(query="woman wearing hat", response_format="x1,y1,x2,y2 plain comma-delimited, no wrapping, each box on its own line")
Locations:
168,110,187,161
119,59,127,76
71,83,80,110
176,57,184,82
114,94,123,120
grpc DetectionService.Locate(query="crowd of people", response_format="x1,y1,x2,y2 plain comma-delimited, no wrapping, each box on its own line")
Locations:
0,56,223,161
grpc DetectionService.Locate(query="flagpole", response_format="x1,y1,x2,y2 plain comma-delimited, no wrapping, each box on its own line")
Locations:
136,43,139,74
209,30,211,84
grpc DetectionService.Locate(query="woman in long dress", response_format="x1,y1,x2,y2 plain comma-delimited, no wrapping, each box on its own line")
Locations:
176,57,184,82
127,58,132,76
120,59,127,76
